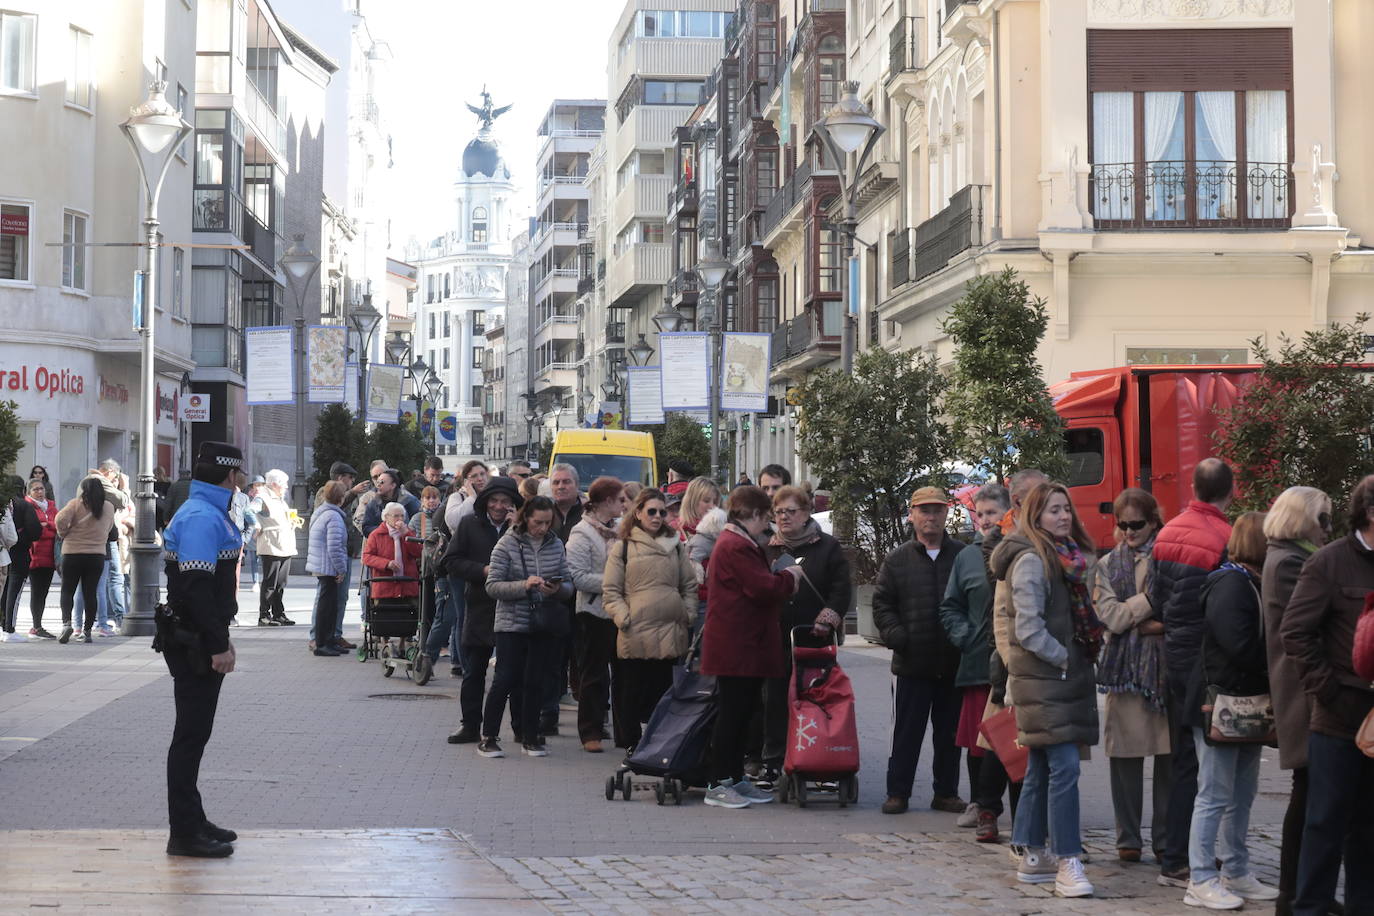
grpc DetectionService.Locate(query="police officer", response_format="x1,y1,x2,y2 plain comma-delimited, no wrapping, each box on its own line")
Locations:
159,441,244,858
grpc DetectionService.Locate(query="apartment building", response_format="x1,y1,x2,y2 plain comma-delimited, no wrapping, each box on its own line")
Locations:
407,96,516,463
600,0,737,413
852,0,1372,387
528,100,604,427
489,229,532,463
0,0,197,495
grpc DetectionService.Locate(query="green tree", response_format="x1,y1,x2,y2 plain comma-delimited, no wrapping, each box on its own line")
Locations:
640,413,711,484
795,347,951,579
940,267,1069,483
0,400,25,502
308,404,368,492
367,418,430,482
1215,314,1374,523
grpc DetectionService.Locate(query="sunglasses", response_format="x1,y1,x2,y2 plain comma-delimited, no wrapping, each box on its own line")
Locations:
1116,519,1149,532
511,472,530,479
644,508,667,517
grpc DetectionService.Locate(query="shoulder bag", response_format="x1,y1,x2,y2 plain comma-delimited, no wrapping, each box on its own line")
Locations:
520,541,570,637
1201,576,1276,745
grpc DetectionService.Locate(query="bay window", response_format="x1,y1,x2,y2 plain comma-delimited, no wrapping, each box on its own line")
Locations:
1088,28,1293,229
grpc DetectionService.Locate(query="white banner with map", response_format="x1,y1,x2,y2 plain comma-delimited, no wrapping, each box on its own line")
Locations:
365,364,404,425
307,325,347,403
719,332,771,412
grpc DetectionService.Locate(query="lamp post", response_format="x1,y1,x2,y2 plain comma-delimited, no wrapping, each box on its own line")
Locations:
119,80,192,637
695,239,731,484
348,296,383,417
424,370,443,456
628,333,655,367
815,81,886,375
523,390,539,464
279,234,321,514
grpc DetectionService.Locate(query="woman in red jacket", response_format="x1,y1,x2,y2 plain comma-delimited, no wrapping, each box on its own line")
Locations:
23,477,59,638
700,485,803,809
362,502,423,600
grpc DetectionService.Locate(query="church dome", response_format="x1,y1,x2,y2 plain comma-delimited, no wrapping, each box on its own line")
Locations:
462,130,509,179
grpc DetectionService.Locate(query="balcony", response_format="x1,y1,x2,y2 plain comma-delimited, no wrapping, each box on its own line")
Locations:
577,274,596,295
666,268,700,307
941,0,981,44
537,173,590,202
534,313,579,348
769,302,843,374
760,160,833,247
887,17,924,83
243,78,286,164
614,174,671,234
534,362,578,394
241,211,276,271
889,227,911,289
532,221,586,250
912,184,988,282
605,321,625,345
616,104,686,153
668,178,699,218
1089,160,1293,230
534,267,579,297
608,243,671,307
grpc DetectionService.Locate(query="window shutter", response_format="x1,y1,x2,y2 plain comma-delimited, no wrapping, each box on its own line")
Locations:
1087,28,1292,92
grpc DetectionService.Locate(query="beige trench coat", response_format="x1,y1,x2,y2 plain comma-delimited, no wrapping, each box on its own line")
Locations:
1092,547,1171,759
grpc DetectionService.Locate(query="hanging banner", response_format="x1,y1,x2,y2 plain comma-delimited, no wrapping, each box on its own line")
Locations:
659,332,710,410
344,362,359,414
598,401,624,430
307,325,347,403
420,402,435,437
627,366,664,426
720,332,771,412
245,326,294,405
400,398,419,430
365,363,404,425
436,410,458,444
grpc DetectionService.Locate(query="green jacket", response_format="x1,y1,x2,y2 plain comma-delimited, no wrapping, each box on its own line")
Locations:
938,546,992,687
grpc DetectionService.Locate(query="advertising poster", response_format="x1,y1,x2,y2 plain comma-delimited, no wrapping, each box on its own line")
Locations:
420,403,435,437
626,366,665,426
659,332,710,410
400,398,419,429
720,332,771,412
307,325,347,403
598,401,624,430
436,410,458,445
245,326,294,405
365,363,404,425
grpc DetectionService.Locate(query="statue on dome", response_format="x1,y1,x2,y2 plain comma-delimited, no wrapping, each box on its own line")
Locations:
466,86,512,131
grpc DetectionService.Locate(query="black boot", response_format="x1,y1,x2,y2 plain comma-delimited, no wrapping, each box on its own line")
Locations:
202,821,237,843
166,834,234,858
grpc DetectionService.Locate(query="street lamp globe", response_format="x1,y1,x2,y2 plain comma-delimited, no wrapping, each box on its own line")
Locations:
818,80,884,154
348,298,383,344
628,333,655,367
122,81,190,156
651,302,686,334
615,363,629,386
424,373,443,405
695,238,730,289
385,330,410,366
278,234,320,307
600,380,619,401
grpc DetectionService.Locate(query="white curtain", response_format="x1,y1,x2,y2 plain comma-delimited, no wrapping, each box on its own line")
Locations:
1144,92,1184,220
1144,91,1183,162
1092,93,1133,220
1196,91,1237,218
1246,90,1288,218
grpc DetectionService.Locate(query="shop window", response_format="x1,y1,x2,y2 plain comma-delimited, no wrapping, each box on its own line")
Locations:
62,210,87,291
0,201,31,282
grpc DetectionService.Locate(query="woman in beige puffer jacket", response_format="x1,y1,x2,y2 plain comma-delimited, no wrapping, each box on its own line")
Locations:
602,487,697,749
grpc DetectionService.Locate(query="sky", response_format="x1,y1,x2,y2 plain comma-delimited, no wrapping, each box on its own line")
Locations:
364,0,626,253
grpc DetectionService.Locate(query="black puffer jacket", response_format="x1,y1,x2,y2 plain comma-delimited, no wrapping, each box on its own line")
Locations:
440,478,522,648
872,533,964,680
1185,565,1268,730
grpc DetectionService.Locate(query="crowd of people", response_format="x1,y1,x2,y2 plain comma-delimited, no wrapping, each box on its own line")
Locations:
2,450,1369,915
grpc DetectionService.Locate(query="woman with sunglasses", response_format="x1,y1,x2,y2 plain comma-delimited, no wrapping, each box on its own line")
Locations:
1092,487,1171,866
1260,486,1332,915
602,488,697,751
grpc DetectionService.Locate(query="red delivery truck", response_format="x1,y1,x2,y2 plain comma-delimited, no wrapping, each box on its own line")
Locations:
1049,365,1258,547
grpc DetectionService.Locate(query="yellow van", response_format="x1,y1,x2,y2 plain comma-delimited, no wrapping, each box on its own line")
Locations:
549,429,657,489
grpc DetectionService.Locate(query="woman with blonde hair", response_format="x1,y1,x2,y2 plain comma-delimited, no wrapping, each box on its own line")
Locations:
678,477,721,539
1261,486,1331,915
989,481,1101,897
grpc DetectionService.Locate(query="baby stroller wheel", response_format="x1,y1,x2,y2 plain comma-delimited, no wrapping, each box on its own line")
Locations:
666,779,683,805
620,771,633,801
778,774,792,804
654,782,666,806
795,777,809,808
604,775,617,801
842,774,858,805
381,642,396,678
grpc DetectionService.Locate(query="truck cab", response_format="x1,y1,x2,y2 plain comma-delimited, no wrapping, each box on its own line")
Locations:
1051,366,1257,546
548,429,658,490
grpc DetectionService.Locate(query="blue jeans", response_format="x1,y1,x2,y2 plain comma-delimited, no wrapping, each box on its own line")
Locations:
311,556,350,641
425,576,464,672
104,542,126,626
1293,731,1374,916
1012,742,1083,858
1189,727,1261,883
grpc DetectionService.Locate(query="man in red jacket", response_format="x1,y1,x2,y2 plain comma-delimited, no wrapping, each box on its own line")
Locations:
1150,457,1233,887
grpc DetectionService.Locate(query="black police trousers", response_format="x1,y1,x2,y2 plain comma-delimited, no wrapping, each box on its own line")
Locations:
163,645,225,838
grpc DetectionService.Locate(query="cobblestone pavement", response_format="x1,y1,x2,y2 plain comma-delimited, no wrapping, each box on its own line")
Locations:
0,579,1294,913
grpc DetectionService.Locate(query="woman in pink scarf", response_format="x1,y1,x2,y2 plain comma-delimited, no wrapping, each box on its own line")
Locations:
362,502,422,599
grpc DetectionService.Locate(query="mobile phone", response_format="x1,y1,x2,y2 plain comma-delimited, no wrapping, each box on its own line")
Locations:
545,576,565,585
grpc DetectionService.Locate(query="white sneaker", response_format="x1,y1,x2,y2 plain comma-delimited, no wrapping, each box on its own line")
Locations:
704,781,750,809
1222,874,1280,901
956,802,980,827
1054,857,1094,898
1016,848,1058,884
4,631,26,642
1185,877,1245,910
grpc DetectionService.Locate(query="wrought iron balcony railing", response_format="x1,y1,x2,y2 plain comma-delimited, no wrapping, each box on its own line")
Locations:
1090,160,1293,229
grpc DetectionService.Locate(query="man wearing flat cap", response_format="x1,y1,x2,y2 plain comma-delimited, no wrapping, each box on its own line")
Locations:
871,486,968,817
158,441,245,858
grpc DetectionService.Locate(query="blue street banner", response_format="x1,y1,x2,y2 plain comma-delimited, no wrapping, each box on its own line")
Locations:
245,326,294,405
400,398,419,429
720,332,771,412
307,325,347,403
365,363,404,425
436,410,458,444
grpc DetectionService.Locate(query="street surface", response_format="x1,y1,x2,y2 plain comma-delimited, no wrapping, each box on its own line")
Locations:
0,577,1289,914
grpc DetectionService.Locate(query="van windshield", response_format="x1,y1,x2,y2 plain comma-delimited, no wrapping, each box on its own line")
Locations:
553,454,654,489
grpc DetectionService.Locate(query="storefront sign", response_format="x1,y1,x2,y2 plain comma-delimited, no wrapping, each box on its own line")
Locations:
183,393,210,423
0,366,86,398
98,375,130,405
1,211,28,235
156,384,179,423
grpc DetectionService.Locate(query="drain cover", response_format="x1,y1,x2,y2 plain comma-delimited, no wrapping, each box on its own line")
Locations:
367,693,452,701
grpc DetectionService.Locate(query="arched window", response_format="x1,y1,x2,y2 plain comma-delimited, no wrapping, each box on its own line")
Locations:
471,206,488,243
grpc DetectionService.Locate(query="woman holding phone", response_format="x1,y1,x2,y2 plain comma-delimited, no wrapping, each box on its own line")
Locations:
602,488,698,750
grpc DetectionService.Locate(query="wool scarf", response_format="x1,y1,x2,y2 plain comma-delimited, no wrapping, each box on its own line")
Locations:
583,514,617,542
1053,537,1104,663
774,517,823,553
388,524,404,570
1096,537,1167,712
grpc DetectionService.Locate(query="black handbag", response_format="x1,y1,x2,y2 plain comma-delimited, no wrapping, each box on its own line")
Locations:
519,544,570,637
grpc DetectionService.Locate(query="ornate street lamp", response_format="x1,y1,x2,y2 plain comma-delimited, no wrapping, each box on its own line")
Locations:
696,238,732,484
423,370,443,454
119,81,192,637
651,301,687,334
279,234,321,514
348,296,383,412
628,333,655,367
